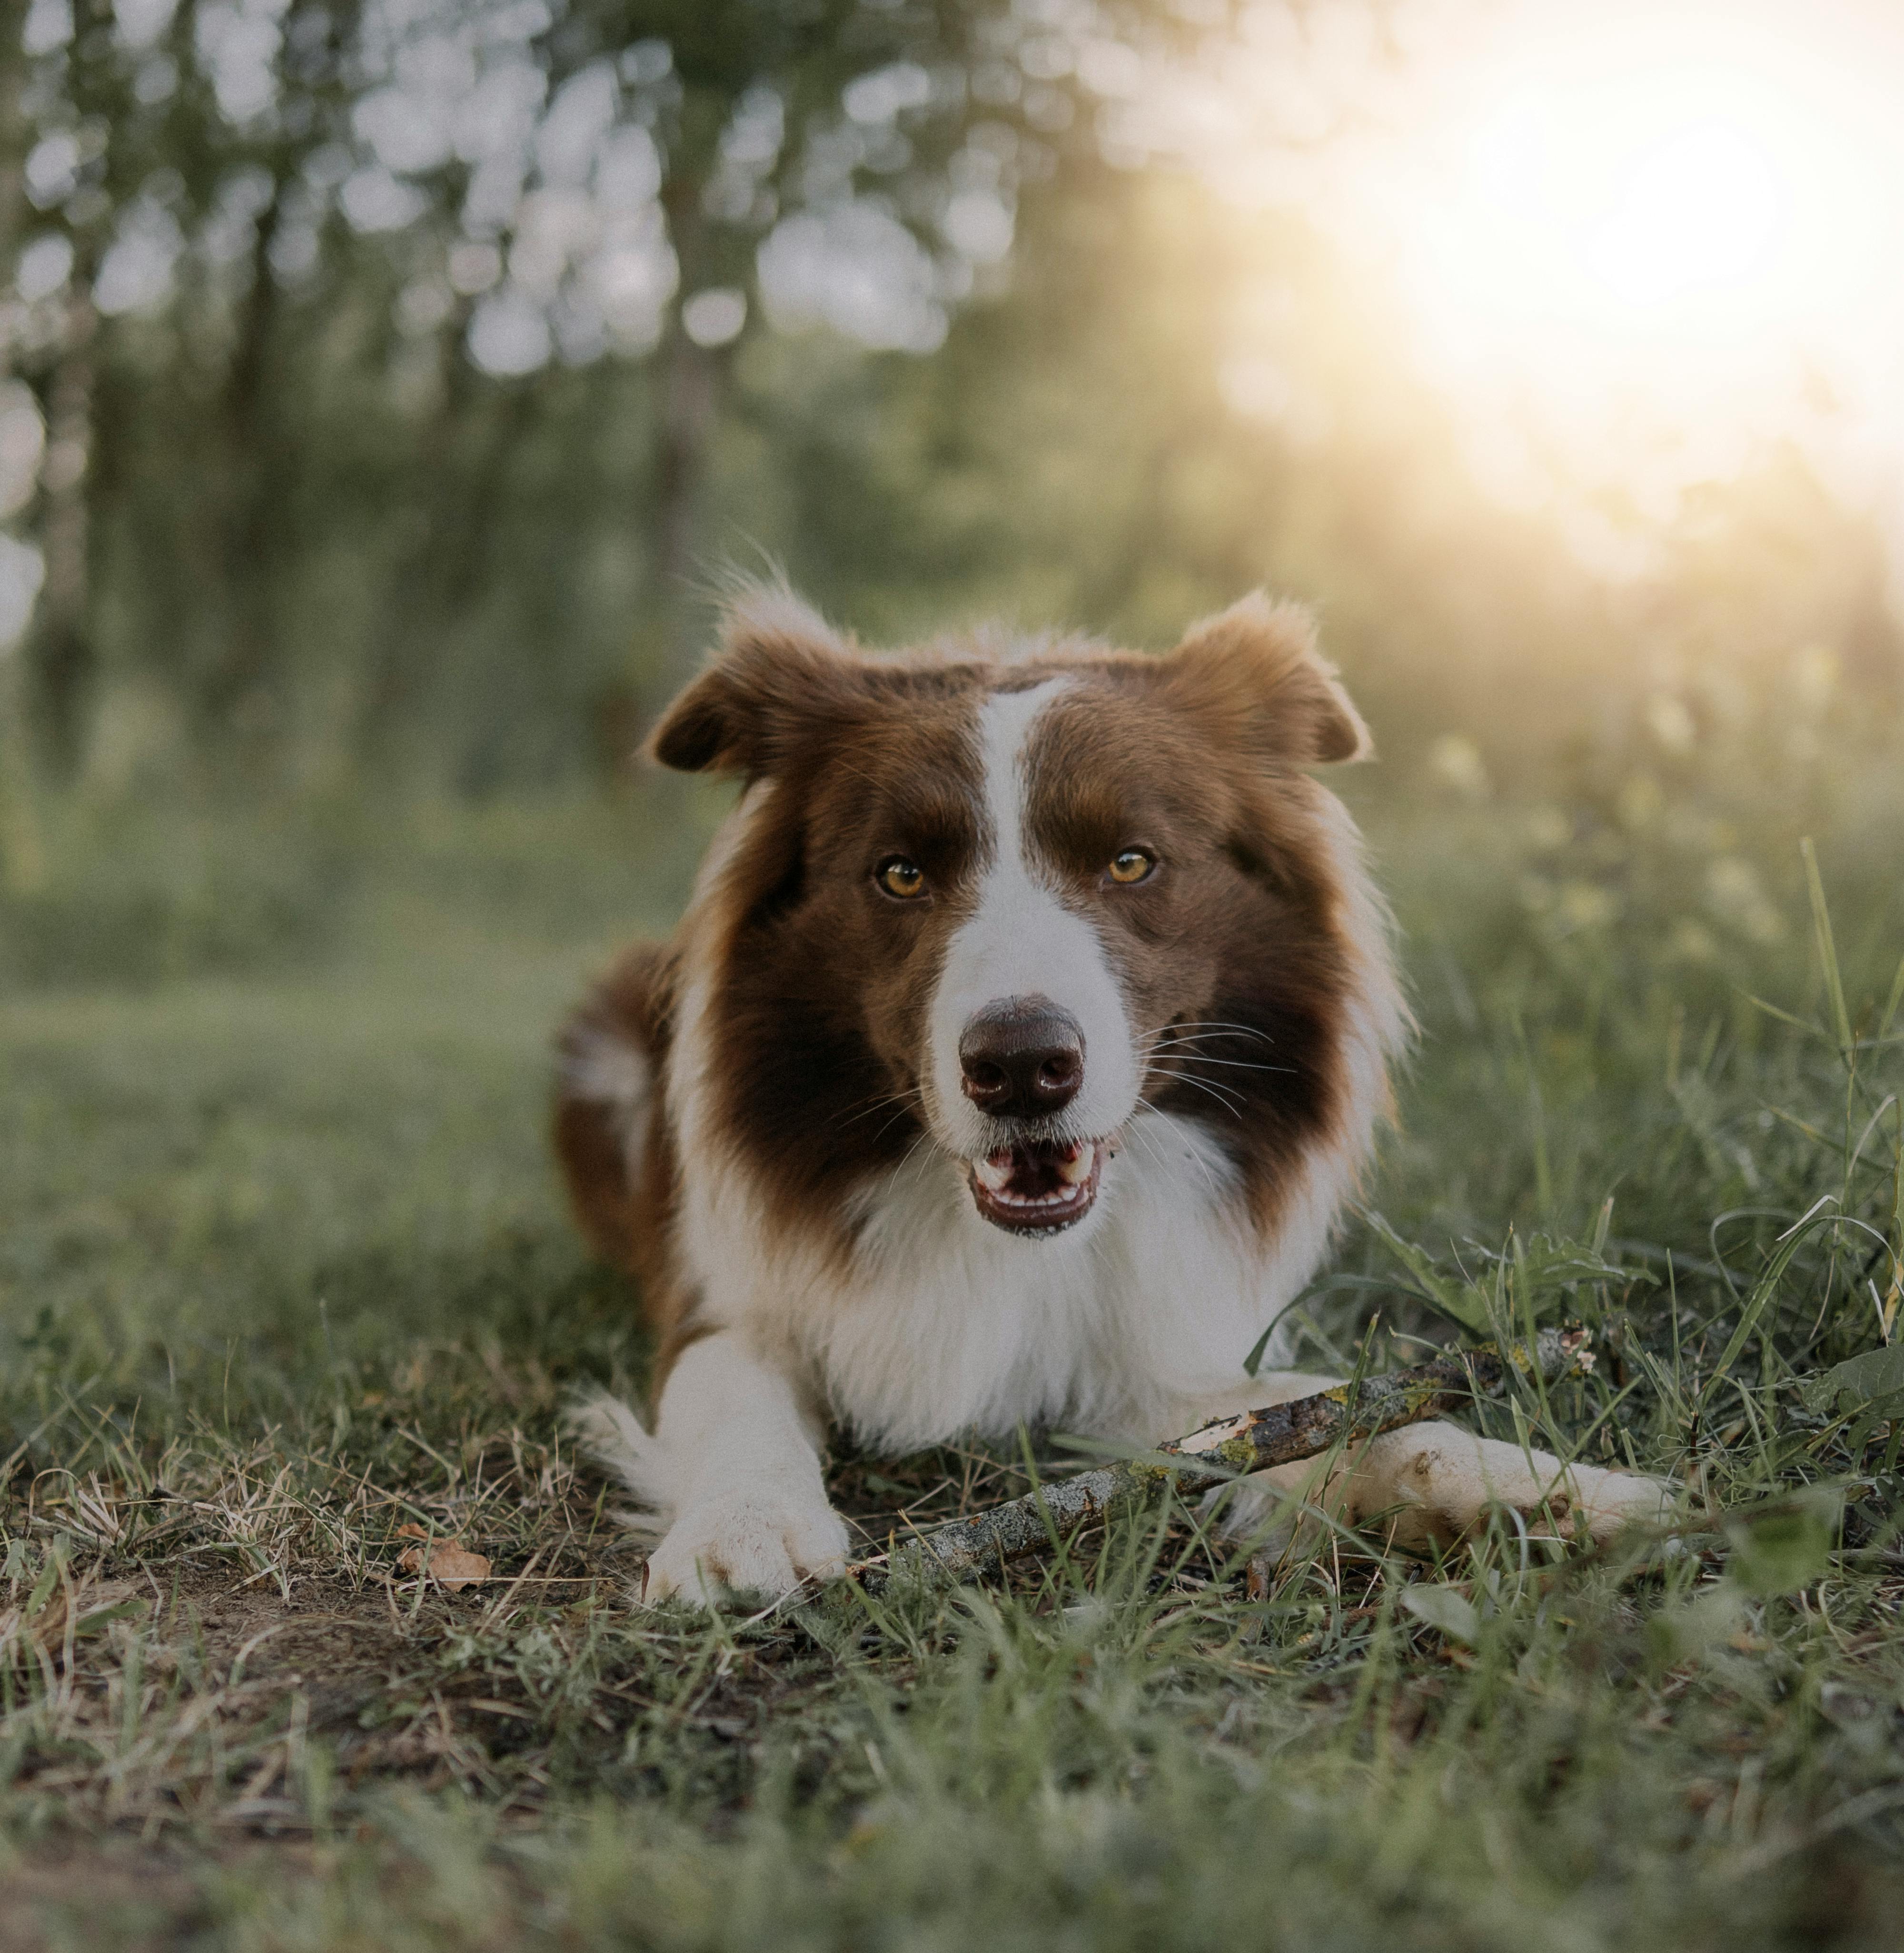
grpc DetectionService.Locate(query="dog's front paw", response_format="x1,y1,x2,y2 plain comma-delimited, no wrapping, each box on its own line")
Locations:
643,1488,850,1606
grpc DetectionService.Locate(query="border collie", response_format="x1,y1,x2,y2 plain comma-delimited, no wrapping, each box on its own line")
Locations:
555,589,1667,1601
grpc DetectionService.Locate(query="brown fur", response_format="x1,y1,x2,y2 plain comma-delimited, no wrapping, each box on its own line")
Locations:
690,661,993,1269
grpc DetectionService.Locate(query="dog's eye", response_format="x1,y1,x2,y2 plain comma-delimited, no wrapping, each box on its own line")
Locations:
876,857,928,900
1107,848,1156,885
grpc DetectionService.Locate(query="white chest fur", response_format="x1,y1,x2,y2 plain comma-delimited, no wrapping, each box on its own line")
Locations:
829,1110,1344,1447
676,1090,1341,1450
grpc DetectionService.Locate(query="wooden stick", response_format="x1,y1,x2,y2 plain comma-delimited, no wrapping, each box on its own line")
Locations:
815,1328,1592,1608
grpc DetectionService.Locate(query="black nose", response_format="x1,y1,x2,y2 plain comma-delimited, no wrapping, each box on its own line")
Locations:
958,997,1085,1120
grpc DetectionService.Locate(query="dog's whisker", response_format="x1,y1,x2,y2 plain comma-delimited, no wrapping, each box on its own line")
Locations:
1128,1105,1182,1181
855,1107,922,1144
1153,1055,1297,1075
1141,1060,1249,1104
1130,1108,1184,1172
882,1128,938,1201
833,1084,927,1132
1131,1100,1227,1206
1155,1075,1246,1118
1139,1038,1282,1069
895,1119,955,1199
871,1105,927,1148
1143,1035,1278,1057
860,1087,929,1146
1140,1031,1273,1047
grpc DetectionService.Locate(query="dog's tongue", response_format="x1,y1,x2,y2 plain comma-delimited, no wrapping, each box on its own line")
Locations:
972,1139,1096,1200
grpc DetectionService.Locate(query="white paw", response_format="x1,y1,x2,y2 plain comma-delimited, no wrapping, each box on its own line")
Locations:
1373,1428,1678,1548
642,1489,850,1606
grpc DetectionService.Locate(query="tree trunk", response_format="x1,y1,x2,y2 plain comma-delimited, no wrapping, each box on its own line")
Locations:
198,187,285,759
645,182,726,697
0,27,46,886
654,323,717,638
31,278,97,777
22,4,111,779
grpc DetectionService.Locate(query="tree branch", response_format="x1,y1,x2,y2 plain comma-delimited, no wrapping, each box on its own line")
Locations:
804,1328,1593,1611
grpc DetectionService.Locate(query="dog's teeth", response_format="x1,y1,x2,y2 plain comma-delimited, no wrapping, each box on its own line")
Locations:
1055,1144,1096,1186
973,1154,1015,1192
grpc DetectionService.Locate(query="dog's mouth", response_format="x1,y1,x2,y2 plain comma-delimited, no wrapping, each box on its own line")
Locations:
965,1138,1108,1235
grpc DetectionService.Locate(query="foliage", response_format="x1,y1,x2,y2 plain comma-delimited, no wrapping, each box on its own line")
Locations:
0,0,1224,794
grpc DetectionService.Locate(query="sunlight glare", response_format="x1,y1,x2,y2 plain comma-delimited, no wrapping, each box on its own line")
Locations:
1416,40,1880,361
1199,2,1904,565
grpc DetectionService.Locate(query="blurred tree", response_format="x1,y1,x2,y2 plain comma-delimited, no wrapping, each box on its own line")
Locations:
7,0,373,771
0,13,46,886
0,0,1893,810
545,0,1098,683
2,0,1216,780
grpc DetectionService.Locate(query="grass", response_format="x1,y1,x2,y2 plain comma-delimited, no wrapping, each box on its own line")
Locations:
3,763,1904,1951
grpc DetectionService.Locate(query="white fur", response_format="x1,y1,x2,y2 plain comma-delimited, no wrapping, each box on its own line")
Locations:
569,1389,669,1540
722,582,847,654
924,681,1141,1160
596,1332,849,1602
559,1024,652,1180
1202,1396,1678,1556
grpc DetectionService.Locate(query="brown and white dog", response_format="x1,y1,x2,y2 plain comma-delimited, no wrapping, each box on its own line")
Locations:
555,588,1668,1602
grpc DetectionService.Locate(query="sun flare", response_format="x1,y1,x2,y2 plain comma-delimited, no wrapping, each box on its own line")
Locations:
1207,2,1904,554
1401,17,1894,396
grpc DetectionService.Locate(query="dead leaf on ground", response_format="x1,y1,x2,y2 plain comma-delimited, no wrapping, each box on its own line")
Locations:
394,1527,491,1590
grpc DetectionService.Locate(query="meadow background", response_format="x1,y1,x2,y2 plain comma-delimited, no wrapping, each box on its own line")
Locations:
3,0,1904,1945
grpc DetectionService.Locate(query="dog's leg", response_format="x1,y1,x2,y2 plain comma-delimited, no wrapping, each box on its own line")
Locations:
584,1331,850,1606
1168,1372,1675,1556
1312,1417,1675,1551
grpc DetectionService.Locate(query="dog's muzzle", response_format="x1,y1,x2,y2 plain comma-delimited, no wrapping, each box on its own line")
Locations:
956,997,1107,1234
965,1136,1108,1235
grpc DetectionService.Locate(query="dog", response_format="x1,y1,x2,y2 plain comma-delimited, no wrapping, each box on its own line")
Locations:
555,587,1670,1602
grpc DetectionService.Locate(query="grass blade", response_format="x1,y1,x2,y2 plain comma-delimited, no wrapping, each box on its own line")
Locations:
1801,838,1853,1052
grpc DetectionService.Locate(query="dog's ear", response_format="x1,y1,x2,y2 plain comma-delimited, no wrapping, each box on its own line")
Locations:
1157,594,1370,766
647,590,871,777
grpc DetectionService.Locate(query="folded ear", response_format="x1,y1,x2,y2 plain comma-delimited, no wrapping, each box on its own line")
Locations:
647,589,872,777
1158,594,1370,766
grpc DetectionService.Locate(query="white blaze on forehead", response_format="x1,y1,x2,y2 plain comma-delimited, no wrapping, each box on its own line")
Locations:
927,679,1141,1157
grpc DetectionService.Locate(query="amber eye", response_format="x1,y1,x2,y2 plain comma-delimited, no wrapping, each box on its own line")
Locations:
876,856,928,900
1108,848,1156,885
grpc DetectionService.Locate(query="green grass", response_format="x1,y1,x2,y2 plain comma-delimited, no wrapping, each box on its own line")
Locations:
3,773,1904,1951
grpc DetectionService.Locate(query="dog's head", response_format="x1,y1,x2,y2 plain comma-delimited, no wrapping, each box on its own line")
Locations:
655,588,1385,1248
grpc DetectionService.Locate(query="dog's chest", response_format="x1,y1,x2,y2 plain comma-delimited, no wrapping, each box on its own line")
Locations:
811,1112,1295,1449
